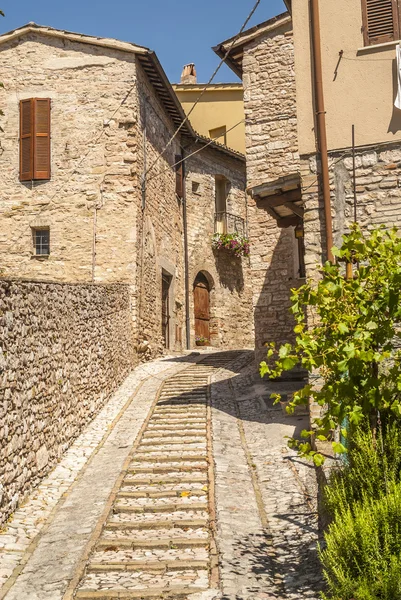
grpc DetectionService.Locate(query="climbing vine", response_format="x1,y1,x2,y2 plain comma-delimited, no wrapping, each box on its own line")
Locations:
260,225,401,466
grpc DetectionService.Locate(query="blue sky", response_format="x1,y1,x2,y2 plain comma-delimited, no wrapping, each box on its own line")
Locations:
0,0,286,83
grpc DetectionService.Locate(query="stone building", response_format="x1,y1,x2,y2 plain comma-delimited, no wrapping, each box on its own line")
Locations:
215,0,401,364
0,23,252,523
214,13,303,364
0,23,252,358
173,64,245,154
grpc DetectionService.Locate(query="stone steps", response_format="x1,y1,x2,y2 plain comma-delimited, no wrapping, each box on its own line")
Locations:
75,585,209,599
70,360,227,598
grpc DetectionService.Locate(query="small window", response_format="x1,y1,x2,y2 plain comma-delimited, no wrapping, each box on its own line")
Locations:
175,154,184,199
295,224,306,279
361,0,400,46
33,228,50,256
209,125,227,146
192,181,201,194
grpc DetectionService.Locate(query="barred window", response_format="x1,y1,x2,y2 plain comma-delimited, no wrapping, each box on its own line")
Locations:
33,228,50,256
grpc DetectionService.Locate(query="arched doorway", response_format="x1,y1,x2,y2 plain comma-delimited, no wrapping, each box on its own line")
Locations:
194,272,210,343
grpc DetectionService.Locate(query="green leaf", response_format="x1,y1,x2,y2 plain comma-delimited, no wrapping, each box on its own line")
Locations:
338,323,349,334
332,442,348,455
313,453,325,467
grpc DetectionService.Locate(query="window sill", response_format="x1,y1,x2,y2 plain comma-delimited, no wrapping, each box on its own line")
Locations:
31,254,50,260
357,39,401,54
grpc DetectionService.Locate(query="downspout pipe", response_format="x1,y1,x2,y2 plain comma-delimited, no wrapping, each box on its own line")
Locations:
181,148,191,350
310,0,334,263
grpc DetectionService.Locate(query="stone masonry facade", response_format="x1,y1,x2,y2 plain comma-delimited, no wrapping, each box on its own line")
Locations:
301,143,401,274
186,149,253,349
241,21,301,364
0,279,134,525
0,27,251,359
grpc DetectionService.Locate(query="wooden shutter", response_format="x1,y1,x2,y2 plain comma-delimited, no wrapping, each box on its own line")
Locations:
175,154,183,199
19,99,33,181
19,98,51,181
362,0,400,45
33,98,51,180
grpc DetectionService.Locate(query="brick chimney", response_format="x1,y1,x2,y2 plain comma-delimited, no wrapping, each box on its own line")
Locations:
180,63,197,85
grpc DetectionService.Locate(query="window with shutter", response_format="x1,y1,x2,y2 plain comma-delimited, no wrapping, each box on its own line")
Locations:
20,99,33,181
362,0,400,46
19,98,51,182
175,154,184,199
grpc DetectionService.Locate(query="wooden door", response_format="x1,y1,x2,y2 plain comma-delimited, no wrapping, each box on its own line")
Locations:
194,274,210,342
162,273,171,348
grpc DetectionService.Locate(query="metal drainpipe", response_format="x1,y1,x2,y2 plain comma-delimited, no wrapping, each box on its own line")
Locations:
181,148,191,350
310,0,334,262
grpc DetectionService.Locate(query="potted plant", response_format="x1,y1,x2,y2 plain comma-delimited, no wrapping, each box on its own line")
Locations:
212,232,250,257
195,336,209,347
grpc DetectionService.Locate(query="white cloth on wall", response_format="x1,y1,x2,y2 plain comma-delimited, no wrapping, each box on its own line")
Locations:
395,44,401,110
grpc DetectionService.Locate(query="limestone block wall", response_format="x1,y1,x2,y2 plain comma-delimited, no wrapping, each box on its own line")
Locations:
0,279,134,525
186,149,253,349
241,24,300,362
242,23,299,188
0,33,140,285
134,63,186,358
301,142,401,272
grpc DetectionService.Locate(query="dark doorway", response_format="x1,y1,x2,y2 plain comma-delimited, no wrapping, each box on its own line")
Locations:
194,272,210,343
162,272,172,348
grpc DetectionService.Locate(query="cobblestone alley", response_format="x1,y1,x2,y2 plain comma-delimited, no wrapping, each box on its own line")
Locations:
0,351,323,600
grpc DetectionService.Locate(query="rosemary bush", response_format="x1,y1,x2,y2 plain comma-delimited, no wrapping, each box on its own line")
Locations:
321,422,401,599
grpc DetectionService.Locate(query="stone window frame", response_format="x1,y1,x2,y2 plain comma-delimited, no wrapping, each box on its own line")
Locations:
31,226,50,258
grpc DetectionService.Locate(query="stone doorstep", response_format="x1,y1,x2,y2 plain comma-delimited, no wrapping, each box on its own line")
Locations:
117,491,207,499
75,585,210,598
97,538,209,550
105,519,208,530
87,560,210,573
113,503,208,514
122,476,207,486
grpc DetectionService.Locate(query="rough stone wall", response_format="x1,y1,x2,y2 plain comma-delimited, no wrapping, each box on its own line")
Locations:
301,142,401,273
242,24,298,188
134,62,185,358
0,33,140,285
186,148,253,349
0,279,134,525
241,25,300,363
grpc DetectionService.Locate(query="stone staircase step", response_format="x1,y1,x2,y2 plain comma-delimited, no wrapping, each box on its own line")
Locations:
122,475,207,485
75,585,210,599
113,502,208,514
138,439,205,448
128,464,207,474
105,518,208,530
117,490,207,499
132,454,207,463
87,559,209,573
97,537,209,549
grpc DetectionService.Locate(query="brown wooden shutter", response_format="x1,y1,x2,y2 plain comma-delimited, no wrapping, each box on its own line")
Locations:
175,154,183,199
33,98,51,180
19,99,33,181
362,0,400,45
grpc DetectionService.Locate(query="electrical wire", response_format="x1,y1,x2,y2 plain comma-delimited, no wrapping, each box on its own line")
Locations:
143,0,261,179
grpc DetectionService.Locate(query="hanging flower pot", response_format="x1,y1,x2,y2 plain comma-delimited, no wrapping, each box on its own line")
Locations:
212,233,250,257
195,336,209,347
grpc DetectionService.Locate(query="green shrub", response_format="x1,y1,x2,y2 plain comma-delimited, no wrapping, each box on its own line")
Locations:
320,483,401,599
324,421,401,520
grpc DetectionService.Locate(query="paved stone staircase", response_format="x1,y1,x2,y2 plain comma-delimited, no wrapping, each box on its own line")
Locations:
73,352,244,599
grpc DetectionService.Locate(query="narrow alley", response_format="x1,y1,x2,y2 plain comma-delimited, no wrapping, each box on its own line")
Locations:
0,351,322,600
